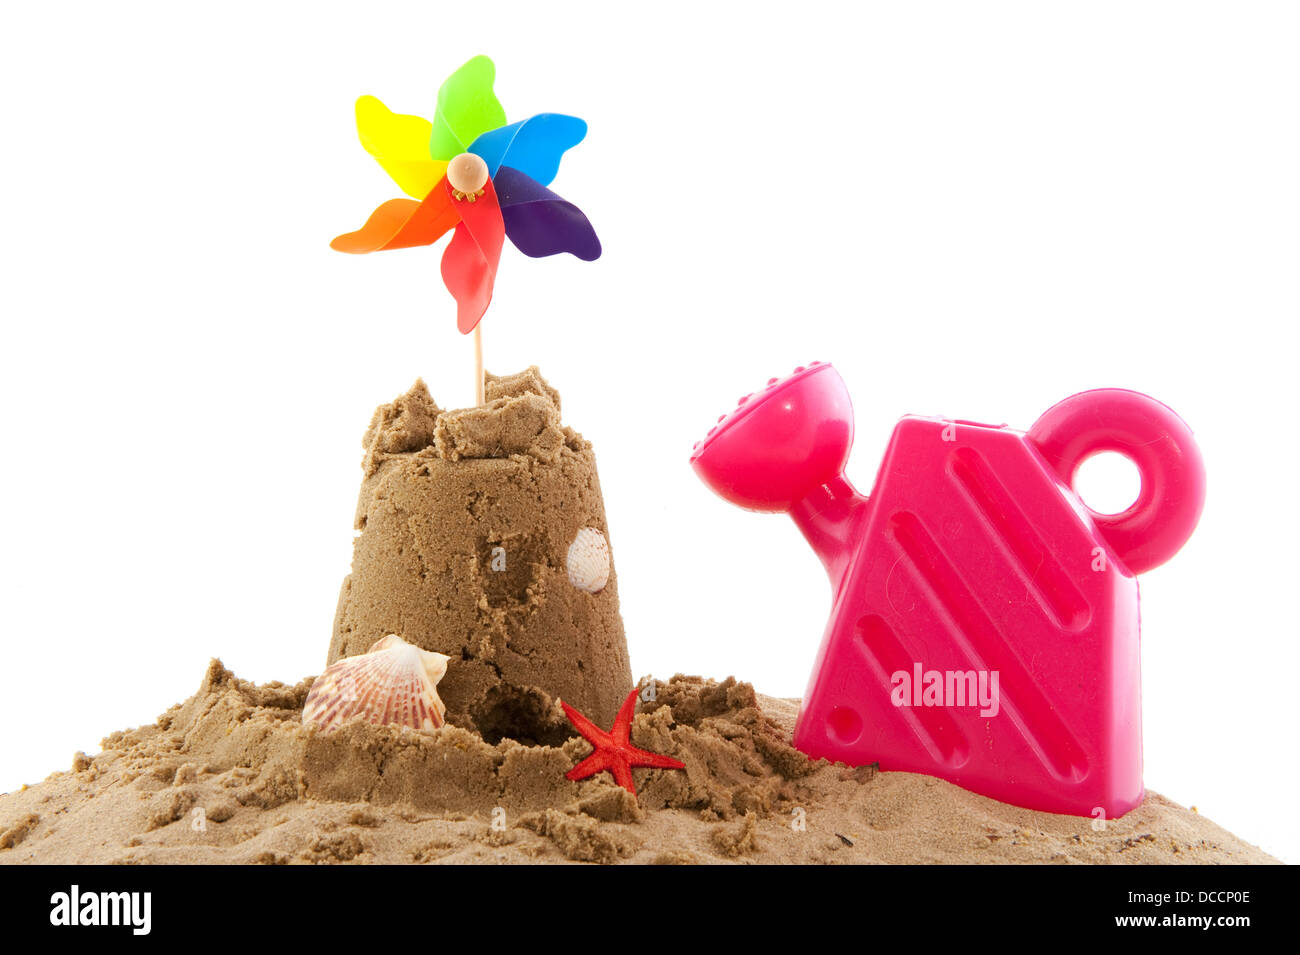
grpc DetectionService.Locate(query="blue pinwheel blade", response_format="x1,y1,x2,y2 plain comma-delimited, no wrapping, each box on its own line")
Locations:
495,166,601,261
469,114,587,187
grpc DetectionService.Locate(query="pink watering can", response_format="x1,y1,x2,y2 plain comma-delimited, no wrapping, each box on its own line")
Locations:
690,363,1205,818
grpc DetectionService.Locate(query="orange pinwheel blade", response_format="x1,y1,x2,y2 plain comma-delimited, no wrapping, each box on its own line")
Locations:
331,180,459,253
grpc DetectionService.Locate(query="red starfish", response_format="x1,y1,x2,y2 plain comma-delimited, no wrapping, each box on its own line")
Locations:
562,688,685,796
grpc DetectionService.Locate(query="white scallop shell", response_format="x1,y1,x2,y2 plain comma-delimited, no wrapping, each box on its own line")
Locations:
566,527,610,594
303,634,450,734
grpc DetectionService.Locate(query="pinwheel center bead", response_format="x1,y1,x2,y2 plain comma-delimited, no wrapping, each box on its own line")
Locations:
447,152,489,201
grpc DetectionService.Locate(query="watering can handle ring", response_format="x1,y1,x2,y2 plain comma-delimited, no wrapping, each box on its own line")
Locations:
1027,388,1206,575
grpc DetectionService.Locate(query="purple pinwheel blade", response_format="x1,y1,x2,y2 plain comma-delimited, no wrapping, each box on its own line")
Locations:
494,166,601,261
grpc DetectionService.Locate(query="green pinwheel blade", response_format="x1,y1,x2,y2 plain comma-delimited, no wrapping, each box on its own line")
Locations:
430,55,508,161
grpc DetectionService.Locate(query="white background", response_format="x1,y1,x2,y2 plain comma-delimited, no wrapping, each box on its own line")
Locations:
1,1,1296,863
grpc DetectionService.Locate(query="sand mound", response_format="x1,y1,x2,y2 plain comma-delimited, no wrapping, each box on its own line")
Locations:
0,665,1277,865
332,369,633,732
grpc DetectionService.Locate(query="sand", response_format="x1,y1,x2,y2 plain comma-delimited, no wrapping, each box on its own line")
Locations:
330,369,633,734
0,665,1277,865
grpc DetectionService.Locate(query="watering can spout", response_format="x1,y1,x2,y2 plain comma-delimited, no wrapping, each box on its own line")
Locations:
790,474,868,588
689,361,860,584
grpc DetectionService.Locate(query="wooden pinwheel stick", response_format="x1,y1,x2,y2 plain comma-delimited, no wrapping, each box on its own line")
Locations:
473,324,485,407
447,153,493,408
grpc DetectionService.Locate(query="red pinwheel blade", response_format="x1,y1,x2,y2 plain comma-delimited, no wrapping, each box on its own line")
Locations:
441,178,505,334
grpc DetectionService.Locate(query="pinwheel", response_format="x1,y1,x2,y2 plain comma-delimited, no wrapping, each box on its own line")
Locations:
331,55,600,403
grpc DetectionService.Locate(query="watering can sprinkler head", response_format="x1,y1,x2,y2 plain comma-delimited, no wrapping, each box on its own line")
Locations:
690,362,854,513
690,363,866,579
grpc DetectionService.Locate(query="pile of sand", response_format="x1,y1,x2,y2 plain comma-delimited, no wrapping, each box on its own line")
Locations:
0,665,1276,864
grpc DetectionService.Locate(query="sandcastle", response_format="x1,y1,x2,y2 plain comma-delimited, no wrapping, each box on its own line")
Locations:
329,367,634,739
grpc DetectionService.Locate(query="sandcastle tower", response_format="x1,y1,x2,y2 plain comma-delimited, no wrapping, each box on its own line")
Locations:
329,367,633,738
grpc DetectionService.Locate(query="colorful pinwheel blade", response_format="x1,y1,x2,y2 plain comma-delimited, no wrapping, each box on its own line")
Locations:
494,166,601,261
440,178,506,334
354,96,448,200
430,55,507,161
468,113,587,187
331,183,459,253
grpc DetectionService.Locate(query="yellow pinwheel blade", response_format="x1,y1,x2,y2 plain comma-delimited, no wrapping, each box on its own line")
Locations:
355,95,448,200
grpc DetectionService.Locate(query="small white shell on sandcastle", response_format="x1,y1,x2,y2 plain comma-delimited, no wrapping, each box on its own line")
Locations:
303,634,450,733
566,527,610,594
